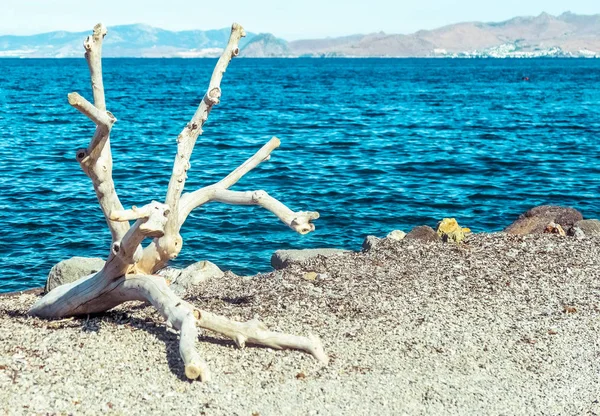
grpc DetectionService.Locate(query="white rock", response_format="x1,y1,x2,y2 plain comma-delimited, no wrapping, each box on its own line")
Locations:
386,230,406,240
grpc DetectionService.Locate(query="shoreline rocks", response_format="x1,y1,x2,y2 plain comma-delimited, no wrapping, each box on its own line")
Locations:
387,230,406,240
159,261,224,295
46,257,105,293
271,248,351,270
505,205,583,235
405,225,440,242
362,235,381,252
570,219,600,237
33,205,600,298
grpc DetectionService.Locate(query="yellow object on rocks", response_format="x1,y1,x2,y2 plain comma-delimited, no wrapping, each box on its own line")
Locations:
303,272,318,281
436,218,471,243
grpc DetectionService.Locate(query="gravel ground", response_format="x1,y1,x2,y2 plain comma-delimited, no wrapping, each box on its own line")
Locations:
1,233,599,415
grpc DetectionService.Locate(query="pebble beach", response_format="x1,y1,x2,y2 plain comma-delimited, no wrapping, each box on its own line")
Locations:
1,233,599,415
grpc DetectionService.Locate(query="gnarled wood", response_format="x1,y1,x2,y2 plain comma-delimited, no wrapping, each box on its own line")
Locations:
154,22,247,267
70,23,129,246
28,22,326,381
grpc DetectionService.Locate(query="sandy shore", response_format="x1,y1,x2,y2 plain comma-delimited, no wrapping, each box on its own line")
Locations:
1,233,599,415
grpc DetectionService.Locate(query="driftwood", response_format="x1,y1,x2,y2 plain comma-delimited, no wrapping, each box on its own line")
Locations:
29,23,326,382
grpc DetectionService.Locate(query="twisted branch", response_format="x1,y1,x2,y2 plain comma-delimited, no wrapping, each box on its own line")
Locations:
30,22,328,383
136,23,247,272
178,136,281,222
163,23,246,239
68,23,129,246
84,23,108,111
197,311,329,364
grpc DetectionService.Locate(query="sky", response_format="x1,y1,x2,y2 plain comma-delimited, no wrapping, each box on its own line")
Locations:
1,0,598,39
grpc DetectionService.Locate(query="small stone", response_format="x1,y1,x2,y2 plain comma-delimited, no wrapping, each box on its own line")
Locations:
157,267,182,283
570,227,586,239
303,272,318,281
168,261,224,295
386,230,406,241
570,219,600,237
316,273,328,281
361,235,381,252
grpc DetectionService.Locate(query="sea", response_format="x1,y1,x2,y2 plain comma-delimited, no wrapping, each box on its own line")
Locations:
0,58,599,293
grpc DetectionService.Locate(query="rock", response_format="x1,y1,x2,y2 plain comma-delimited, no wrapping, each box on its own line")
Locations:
46,257,105,292
436,218,471,243
570,219,600,237
544,222,566,236
404,226,440,242
271,249,351,270
505,205,583,235
361,235,381,252
570,227,586,239
169,261,224,295
386,230,406,241
157,266,182,284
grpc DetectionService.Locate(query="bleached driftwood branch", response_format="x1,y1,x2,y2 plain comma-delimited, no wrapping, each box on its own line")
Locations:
197,311,329,364
84,23,108,111
214,190,319,234
158,23,247,258
68,23,129,246
30,201,171,317
177,137,282,221
68,92,115,128
28,22,326,382
175,136,318,234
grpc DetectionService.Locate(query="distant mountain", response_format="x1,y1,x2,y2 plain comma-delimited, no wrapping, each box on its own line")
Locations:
239,33,290,57
1,12,599,58
0,24,256,58
251,12,600,58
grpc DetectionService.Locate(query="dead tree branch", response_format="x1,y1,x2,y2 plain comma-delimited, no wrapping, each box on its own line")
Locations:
28,22,326,382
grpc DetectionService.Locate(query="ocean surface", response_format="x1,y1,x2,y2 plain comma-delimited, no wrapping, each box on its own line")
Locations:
0,58,599,292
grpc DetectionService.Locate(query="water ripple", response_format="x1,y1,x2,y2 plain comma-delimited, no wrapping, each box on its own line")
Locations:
0,58,599,292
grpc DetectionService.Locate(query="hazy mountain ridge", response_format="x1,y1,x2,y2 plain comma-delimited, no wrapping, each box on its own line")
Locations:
0,24,256,57
279,12,600,57
1,12,598,58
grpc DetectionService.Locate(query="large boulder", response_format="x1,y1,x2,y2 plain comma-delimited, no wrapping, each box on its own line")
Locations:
271,248,351,270
161,261,224,295
46,257,105,292
404,226,440,242
569,219,600,237
505,205,583,235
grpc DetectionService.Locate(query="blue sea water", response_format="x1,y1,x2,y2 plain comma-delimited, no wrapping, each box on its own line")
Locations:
0,58,599,293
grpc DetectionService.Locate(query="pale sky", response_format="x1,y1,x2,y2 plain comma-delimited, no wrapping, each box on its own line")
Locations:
1,0,598,39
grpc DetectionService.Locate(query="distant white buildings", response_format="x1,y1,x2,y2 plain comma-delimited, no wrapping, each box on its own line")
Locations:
433,43,599,58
